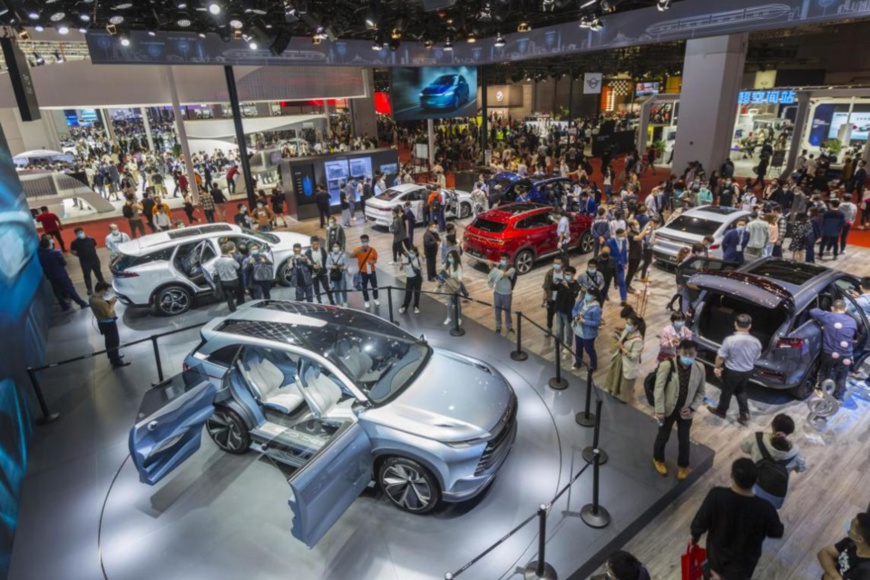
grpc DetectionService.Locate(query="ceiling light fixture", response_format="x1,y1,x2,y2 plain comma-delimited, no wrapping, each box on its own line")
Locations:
109,15,124,24
34,24,45,32
27,10,40,20
177,1,188,7
372,40,382,51
423,39,433,49
113,2,133,8
57,25,70,34
467,33,476,43
580,0,597,7
208,2,222,15
443,38,453,51
657,0,671,11
50,12,66,22
78,27,87,33
542,0,555,12
249,41,258,49
177,17,192,27
119,34,130,46
198,31,207,38
148,30,156,36
229,17,243,29
494,32,505,47
517,21,531,32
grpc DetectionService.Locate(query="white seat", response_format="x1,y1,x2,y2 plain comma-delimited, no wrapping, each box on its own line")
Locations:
302,365,343,418
241,355,305,414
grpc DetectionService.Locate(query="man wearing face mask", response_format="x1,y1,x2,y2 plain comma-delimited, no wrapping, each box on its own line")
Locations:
104,224,130,261
652,339,706,480
350,235,380,308
306,236,334,305
709,313,762,426
326,217,346,253
817,512,870,580
315,186,332,228
423,222,441,282
287,243,312,302
605,228,629,305
399,245,423,315
326,242,348,306
542,256,567,334
234,203,253,229
571,287,602,371
38,236,89,311
253,200,274,232
487,252,516,333
722,218,750,264
69,227,105,296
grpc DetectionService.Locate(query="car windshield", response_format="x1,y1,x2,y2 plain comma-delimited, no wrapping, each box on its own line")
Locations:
433,75,456,85
242,228,280,244
664,215,722,237
376,188,406,201
293,312,431,404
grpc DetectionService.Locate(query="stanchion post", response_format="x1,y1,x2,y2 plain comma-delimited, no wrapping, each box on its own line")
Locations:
511,311,529,361
583,398,609,464
522,505,557,580
151,335,164,383
387,285,399,326
27,368,59,425
576,366,596,427
548,340,568,390
580,449,612,529
449,293,465,337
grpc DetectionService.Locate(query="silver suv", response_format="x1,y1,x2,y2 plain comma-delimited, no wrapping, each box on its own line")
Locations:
111,223,310,316
129,301,517,547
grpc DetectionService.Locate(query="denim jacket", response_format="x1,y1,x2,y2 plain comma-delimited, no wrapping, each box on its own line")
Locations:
572,299,602,339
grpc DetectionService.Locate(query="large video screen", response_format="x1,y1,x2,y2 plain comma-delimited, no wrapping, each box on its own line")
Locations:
636,82,660,97
391,67,478,123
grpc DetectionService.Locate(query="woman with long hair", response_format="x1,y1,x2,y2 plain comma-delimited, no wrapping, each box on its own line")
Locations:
603,307,646,404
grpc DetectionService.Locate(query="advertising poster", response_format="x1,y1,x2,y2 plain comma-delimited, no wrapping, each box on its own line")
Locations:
391,67,478,122
635,82,660,97
828,108,870,142
291,164,317,207
349,157,373,182
0,124,49,576
324,159,349,206
583,73,603,94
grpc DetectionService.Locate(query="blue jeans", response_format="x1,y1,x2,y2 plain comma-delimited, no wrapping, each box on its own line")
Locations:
332,276,348,304
361,271,379,302
615,265,627,302
574,335,598,369
494,292,513,330
294,283,312,302
555,313,571,348
447,293,462,320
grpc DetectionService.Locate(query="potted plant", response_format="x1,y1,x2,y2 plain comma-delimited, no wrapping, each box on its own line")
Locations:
652,140,666,158
822,138,842,156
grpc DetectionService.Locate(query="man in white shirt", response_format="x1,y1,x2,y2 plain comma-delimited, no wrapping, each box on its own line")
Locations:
104,223,131,259
556,209,571,258
840,193,858,254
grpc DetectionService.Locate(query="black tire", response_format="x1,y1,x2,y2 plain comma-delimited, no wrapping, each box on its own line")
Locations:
514,249,535,275
154,285,193,316
378,456,441,514
278,260,293,287
459,202,472,219
578,231,595,254
788,359,819,400
206,406,250,454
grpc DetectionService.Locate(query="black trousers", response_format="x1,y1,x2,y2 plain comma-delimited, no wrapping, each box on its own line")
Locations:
599,269,614,304
653,411,693,468
402,275,422,309
639,247,654,280
218,278,243,312
840,222,851,252
424,246,438,280
79,260,105,294
625,257,641,288
312,273,334,304
819,235,839,259
98,321,122,365
392,239,408,262
317,205,330,228
716,368,751,417
546,300,556,330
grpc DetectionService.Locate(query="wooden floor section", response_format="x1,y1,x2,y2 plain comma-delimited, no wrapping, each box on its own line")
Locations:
284,212,870,580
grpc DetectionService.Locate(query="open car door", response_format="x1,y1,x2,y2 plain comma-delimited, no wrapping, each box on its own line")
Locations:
188,240,219,292
129,366,217,485
288,421,373,548
841,293,870,362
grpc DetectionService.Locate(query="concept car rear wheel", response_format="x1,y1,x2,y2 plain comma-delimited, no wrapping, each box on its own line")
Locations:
206,406,250,454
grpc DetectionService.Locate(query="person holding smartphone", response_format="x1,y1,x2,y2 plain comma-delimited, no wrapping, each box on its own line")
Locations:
89,281,130,369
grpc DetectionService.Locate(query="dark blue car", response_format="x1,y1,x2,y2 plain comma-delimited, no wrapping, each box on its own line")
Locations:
419,74,470,110
488,172,574,206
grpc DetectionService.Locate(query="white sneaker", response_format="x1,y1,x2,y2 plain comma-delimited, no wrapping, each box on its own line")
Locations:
458,318,462,325
399,307,406,314
374,299,380,306
414,307,420,314
364,301,370,308
443,317,451,325
389,261,396,265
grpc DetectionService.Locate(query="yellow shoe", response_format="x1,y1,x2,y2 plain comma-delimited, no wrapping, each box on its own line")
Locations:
677,467,690,481
653,459,668,477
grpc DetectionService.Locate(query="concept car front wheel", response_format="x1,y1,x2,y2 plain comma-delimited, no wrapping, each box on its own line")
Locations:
378,457,441,514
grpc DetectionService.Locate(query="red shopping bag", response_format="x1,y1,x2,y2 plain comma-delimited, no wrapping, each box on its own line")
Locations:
681,542,707,580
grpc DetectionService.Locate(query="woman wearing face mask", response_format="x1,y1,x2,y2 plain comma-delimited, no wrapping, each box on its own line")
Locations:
603,308,645,404
652,339,706,481
326,243,348,307
571,287,602,371
399,246,423,315
253,201,274,232
658,312,694,362
439,250,463,326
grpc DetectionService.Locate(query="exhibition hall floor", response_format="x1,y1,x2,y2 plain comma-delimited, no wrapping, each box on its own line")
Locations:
9,273,712,580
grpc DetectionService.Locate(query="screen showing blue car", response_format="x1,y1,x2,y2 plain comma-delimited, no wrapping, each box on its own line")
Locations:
391,66,478,122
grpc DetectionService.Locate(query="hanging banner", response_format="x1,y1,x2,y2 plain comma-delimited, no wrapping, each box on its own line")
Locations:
584,73,603,94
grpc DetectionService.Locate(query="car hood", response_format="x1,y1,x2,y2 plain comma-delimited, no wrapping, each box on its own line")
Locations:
271,231,313,249
365,350,514,443
422,83,454,95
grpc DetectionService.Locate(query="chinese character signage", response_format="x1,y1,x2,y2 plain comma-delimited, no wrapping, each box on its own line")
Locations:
737,90,797,106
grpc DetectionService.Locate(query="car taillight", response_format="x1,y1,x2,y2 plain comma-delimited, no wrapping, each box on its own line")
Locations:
686,306,694,318
113,271,139,278
776,337,804,349
182,362,190,371
709,244,720,250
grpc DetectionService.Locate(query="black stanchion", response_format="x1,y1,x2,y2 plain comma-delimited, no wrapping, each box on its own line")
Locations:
582,399,609,465
580,449,611,529
522,505,557,580
548,340,569,390
510,311,529,361
575,366,596,427
151,335,164,383
386,286,399,326
26,368,59,425
449,293,465,337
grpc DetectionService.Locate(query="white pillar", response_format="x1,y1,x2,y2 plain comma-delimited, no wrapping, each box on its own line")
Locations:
784,92,810,176
427,118,435,170
672,34,748,176
141,107,155,152
164,66,200,202
323,101,331,137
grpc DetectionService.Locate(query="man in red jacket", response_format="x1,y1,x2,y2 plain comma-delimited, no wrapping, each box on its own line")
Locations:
35,206,65,252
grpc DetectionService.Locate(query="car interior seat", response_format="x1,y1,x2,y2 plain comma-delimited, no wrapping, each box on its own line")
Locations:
301,363,344,418
239,350,305,414
334,339,380,383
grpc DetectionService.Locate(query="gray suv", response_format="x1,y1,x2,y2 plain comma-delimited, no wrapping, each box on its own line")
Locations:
686,257,870,398
129,301,517,547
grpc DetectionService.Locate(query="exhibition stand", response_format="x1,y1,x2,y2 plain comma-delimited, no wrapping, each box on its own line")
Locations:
17,271,714,580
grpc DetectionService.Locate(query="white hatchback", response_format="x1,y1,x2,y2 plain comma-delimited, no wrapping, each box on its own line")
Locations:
111,223,310,316
364,183,473,227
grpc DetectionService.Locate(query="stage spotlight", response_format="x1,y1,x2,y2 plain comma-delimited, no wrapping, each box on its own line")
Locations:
517,21,530,32
657,0,671,11
443,37,453,51
57,25,70,35
372,40,382,51
494,32,505,47
119,34,130,46
423,39,433,49
208,2,222,15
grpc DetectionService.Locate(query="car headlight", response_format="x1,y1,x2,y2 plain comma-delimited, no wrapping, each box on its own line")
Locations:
445,437,487,449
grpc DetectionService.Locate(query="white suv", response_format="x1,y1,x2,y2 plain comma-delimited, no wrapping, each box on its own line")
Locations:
111,223,310,316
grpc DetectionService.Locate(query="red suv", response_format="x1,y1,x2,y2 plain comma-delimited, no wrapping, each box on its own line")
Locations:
463,203,594,274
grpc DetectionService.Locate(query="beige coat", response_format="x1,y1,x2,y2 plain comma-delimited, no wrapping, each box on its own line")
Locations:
613,329,644,380
653,359,706,418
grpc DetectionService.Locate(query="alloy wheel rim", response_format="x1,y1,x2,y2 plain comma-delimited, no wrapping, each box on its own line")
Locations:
516,252,533,273
382,464,431,511
460,203,471,218
160,289,189,314
581,234,594,253
207,411,244,451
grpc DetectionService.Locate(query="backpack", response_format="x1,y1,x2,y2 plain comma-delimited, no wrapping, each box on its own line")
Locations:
122,204,134,219
643,359,675,407
755,432,790,498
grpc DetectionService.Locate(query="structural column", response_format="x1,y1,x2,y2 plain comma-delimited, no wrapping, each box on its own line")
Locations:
480,66,488,161
224,65,257,208
140,107,155,152
350,68,378,140
164,66,200,202
427,118,435,170
784,92,810,176
671,34,748,176
101,108,117,145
